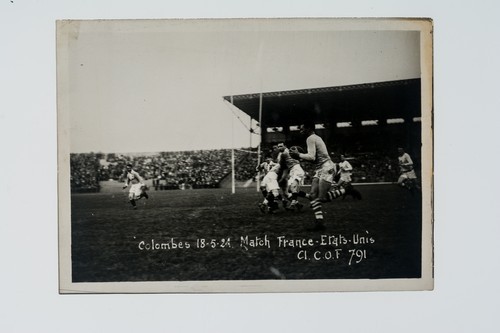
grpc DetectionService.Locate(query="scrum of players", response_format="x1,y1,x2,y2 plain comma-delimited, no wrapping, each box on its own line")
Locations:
256,143,309,214
256,121,362,228
256,120,420,230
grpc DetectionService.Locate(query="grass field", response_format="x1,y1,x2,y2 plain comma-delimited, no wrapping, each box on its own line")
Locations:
71,184,422,282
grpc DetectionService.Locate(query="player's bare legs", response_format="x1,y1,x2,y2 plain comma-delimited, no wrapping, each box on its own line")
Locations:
309,178,319,200
318,179,333,201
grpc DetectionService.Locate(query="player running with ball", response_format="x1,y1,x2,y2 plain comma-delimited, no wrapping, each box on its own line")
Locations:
290,121,354,230
276,142,306,211
122,163,149,209
256,157,284,213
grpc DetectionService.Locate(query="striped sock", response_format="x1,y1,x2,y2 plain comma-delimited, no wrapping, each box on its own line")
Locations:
310,199,324,221
326,188,345,201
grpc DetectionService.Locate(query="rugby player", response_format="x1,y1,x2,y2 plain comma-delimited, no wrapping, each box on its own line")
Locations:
277,142,306,211
122,164,149,209
290,121,353,230
397,148,419,192
337,154,362,200
256,157,283,213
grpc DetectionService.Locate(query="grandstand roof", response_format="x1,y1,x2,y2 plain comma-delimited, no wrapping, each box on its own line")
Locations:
224,78,421,128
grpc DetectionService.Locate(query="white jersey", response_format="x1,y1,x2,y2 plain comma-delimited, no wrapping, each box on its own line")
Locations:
125,170,144,186
398,153,414,173
260,161,281,191
338,160,353,175
260,161,280,174
338,160,353,183
124,169,146,199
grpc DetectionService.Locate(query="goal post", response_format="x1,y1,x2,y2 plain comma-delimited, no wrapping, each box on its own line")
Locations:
256,92,263,192
230,96,235,194
225,93,263,194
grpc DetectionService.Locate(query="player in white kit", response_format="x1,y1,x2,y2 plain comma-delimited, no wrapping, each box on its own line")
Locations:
336,154,362,200
122,164,149,209
256,158,283,213
337,155,353,186
276,142,306,211
397,148,419,192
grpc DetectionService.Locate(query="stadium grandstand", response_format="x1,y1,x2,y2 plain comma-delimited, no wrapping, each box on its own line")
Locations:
224,78,422,186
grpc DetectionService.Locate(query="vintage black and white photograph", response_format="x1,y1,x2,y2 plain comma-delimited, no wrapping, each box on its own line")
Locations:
57,18,433,293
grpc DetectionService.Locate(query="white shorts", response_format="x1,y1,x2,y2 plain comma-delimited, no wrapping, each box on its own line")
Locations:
262,172,280,192
288,164,305,187
313,160,336,183
129,183,145,198
339,172,352,183
398,170,417,182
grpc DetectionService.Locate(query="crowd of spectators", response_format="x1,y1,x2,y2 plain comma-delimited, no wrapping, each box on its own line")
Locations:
234,151,259,181
71,149,253,192
70,153,101,193
343,153,400,183
70,148,411,193
154,150,233,189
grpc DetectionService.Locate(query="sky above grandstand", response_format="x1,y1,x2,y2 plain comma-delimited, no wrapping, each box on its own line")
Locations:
63,19,421,153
